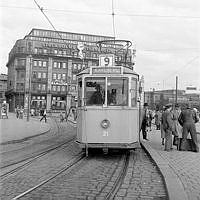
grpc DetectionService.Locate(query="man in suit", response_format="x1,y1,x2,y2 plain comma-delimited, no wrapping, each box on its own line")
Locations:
140,103,149,140
178,104,199,152
162,103,174,151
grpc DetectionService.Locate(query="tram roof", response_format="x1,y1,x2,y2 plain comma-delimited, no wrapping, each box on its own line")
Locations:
77,66,139,76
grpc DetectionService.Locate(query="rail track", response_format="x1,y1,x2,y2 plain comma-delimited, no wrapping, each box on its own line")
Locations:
1,138,75,180
10,151,132,200
12,152,86,200
0,118,75,179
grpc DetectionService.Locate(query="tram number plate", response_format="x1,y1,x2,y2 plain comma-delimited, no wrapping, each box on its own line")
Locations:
99,55,114,67
103,130,109,136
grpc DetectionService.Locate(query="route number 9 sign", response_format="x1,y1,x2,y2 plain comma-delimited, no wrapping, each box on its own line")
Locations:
99,54,114,67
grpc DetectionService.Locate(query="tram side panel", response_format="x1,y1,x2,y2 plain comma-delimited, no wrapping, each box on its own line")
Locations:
76,108,139,148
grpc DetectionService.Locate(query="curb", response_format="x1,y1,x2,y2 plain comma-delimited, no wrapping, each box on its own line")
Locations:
0,128,51,145
141,141,188,200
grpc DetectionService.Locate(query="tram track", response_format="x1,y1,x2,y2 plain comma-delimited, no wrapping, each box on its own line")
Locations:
104,151,130,200
0,117,77,179
0,137,75,180
1,147,167,199
10,150,131,200
0,117,73,169
11,152,86,200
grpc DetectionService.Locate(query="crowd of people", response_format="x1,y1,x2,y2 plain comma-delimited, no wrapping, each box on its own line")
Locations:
141,103,199,153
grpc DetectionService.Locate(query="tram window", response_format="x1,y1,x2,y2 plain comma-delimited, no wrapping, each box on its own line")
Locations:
78,78,82,107
131,78,137,107
85,78,105,106
107,78,128,106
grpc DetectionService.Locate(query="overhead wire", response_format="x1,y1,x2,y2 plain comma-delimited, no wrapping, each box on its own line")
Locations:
1,5,200,19
33,0,63,41
111,0,116,39
163,55,199,82
10,1,199,90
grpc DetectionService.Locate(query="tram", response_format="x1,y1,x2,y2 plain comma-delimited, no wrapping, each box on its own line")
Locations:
76,41,142,153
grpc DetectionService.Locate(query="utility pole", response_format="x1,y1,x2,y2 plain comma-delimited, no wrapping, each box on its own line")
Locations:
27,55,32,122
175,76,178,104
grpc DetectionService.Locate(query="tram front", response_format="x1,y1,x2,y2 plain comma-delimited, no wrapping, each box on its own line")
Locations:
76,54,141,152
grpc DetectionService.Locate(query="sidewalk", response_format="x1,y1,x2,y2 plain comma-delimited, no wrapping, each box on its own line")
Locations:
141,123,200,200
0,113,50,145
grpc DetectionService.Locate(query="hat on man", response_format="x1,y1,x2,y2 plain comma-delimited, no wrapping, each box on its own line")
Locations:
143,103,148,107
175,103,179,108
165,103,172,109
185,103,191,109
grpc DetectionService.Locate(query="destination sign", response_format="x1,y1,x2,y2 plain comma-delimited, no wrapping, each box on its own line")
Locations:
92,67,122,75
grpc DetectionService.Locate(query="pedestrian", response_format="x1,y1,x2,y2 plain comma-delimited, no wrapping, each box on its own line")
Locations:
178,104,199,152
31,108,35,116
40,108,47,123
140,103,149,140
162,103,174,151
172,104,182,147
19,106,24,119
160,107,166,145
16,105,20,118
60,111,64,122
147,109,153,131
155,109,162,130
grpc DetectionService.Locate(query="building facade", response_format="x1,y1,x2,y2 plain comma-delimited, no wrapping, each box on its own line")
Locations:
0,74,8,103
6,28,134,112
144,89,200,110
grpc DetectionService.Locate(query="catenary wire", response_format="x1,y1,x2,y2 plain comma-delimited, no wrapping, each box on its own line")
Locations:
1,5,200,19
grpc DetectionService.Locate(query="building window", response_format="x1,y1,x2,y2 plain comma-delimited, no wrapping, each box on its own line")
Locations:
92,53,97,58
57,62,61,68
73,64,77,70
38,61,42,67
52,85,56,91
33,61,37,67
38,84,41,90
42,73,46,79
53,73,57,80
77,64,81,70
62,86,66,92
57,86,61,92
54,49,58,54
72,74,76,81
43,49,47,54
32,83,37,91
33,72,37,79
43,61,47,67
53,62,57,68
63,62,66,68
62,74,66,80
34,48,38,53
38,72,41,78
42,84,46,91
18,59,25,66
57,74,61,80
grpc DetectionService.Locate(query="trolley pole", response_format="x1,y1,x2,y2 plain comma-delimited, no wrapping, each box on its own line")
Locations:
175,76,178,104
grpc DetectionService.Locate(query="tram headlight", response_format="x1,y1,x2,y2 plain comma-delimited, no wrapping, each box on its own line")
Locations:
101,119,110,129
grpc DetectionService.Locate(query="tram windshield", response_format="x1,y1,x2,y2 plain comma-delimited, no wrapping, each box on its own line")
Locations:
84,77,129,107
85,77,105,105
107,78,128,106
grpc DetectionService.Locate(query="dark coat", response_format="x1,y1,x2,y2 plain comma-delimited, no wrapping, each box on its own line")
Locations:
161,110,174,132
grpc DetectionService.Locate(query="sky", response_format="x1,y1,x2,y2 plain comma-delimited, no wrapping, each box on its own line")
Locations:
0,0,200,91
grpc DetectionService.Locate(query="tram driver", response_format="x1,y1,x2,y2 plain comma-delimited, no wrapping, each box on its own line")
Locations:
89,84,104,105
